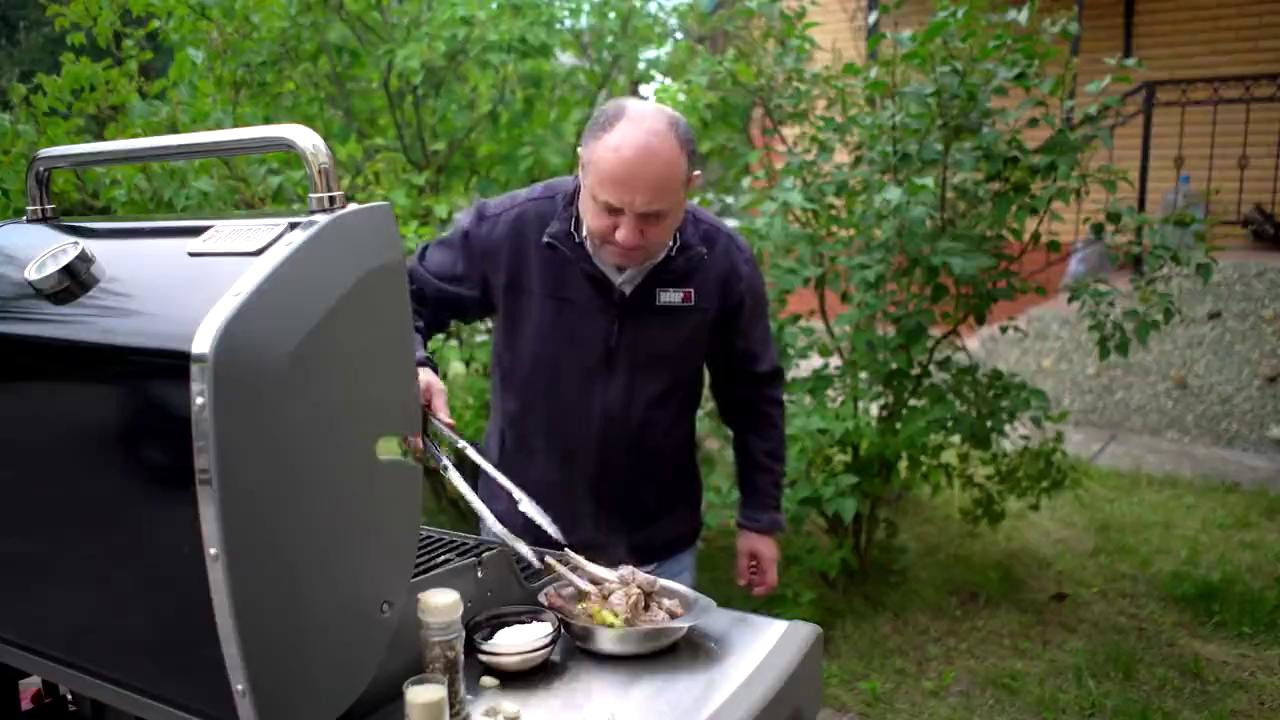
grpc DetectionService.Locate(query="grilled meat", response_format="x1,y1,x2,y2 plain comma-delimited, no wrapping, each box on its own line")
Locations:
544,559,683,628
614,565,660,593
606,586,646,625
652,596,684,619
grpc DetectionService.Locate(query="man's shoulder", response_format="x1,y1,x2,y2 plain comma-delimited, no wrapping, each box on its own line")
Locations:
684,203,757,270
472,175,574,223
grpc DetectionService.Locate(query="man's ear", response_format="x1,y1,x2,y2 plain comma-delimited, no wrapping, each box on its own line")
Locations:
576,146,585,177
688,169,703,191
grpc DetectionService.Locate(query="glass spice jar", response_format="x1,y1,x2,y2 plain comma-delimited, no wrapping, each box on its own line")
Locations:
403,672,449,720
417,588,469,720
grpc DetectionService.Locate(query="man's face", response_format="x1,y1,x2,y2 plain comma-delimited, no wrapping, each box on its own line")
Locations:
577,138,697,270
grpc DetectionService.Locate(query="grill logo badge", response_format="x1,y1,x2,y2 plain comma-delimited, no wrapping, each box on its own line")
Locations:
656,288,695,306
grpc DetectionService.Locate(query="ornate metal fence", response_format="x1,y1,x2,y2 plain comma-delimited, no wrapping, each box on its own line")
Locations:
1111,73,1280,228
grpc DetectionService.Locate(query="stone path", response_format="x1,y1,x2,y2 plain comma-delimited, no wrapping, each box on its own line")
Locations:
1064,425,1280,491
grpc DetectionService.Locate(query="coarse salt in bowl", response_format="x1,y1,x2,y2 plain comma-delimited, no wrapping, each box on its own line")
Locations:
467,605,561,657
489,620,555,646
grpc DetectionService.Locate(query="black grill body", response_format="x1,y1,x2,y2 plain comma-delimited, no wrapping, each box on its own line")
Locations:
1,220,258,720
2,198,425,720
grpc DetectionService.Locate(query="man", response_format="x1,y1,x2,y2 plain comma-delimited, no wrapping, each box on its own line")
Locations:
407,97,783,595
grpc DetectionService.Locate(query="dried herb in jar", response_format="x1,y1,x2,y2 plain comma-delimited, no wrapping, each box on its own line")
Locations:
417,588,470,720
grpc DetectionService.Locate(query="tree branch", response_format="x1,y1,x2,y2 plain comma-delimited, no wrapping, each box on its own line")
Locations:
411,83,429,167
588,7,636,104
889,26,900,184
573,30,596,71
381,60,416,167
430,45,514,195
335,0,390,46
182,0,216,24
754,94,801,166
815,267,848,365
320,41,360,132
860,499,880,572
901,321,965,411
939,138,951,229
850,510,865,566
995,188,1062,282
748,90,830,234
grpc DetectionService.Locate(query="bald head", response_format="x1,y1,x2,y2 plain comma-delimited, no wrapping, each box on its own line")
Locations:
574,97,702,270
578,97,700,176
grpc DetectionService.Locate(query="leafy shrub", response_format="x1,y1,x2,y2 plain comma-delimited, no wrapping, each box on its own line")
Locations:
678,0,1215,585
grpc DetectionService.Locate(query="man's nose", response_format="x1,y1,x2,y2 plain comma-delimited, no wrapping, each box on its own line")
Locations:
614,218,643,248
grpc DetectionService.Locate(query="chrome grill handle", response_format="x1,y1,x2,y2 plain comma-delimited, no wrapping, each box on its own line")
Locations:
24,123,346,222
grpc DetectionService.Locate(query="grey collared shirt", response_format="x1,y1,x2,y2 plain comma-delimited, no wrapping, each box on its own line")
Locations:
575,213,677,296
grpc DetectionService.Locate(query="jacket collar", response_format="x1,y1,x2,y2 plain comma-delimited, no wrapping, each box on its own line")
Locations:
542,175,697,260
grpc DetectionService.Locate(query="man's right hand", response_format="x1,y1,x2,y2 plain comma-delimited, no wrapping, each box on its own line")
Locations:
407,367,454,455
418,366,454,427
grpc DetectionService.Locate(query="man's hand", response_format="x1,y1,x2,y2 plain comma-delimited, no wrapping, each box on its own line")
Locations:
407,367,454,453
418,366,454,427
736,529,780,597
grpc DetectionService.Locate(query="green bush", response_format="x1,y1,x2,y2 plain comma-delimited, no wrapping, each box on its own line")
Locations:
678,0,1216,590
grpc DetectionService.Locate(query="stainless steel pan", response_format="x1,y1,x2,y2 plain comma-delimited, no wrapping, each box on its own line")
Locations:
536,579,718,656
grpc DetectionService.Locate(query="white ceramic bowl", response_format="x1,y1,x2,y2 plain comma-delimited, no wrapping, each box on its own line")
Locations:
474,638,557,672
466,605,561,673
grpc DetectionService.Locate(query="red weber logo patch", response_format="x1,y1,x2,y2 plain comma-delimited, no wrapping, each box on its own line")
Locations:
656,288,695,306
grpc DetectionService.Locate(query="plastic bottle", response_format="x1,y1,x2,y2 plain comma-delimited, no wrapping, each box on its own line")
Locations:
1160,173,1207,249
1063,222,1112,286
417,588,469,720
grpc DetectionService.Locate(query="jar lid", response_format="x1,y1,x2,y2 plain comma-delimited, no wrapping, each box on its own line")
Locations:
417,587,464,624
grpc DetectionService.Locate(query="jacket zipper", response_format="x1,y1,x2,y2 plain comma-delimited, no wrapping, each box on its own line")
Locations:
609,289,623,351
543,235,708,353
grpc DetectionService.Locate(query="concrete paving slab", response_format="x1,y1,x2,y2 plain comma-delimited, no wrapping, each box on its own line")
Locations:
1064,426,1280,491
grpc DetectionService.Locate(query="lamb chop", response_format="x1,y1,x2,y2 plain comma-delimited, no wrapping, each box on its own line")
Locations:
595,581,626,598
543,553,683,628
542,584,584,620
651,595,685,619
543,582,627,628
606,585,646,625
614,565,660,593
635,606,672,626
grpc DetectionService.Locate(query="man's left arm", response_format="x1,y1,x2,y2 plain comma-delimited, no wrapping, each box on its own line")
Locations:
706,238,786,595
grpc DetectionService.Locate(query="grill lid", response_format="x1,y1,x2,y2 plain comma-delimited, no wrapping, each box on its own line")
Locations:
1,124,424,720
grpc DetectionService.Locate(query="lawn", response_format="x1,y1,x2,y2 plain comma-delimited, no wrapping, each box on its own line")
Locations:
696,468,1280,719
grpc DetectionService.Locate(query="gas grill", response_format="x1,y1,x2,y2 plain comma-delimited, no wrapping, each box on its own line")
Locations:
1,125,823,720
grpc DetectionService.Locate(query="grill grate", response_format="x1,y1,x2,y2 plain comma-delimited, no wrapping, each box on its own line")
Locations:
412,527,549,586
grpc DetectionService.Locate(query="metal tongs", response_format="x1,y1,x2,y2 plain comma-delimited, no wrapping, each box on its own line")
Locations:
412,412,567,571
414,423,542,570
424,414,567,544
542,550,622,597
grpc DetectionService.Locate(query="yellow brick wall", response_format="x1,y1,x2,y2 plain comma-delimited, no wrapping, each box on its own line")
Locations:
1129,0,1280,81
1082,0,1280,248
808,0,1280,81
808,0,869,65
804,0,1280,249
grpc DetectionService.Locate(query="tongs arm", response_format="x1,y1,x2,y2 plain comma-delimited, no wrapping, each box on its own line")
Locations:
564,549,620,584
425,414,567,544
544,555,598,596
412,431,543,570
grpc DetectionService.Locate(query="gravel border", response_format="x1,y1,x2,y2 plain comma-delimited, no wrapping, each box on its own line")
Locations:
970,261,1280,454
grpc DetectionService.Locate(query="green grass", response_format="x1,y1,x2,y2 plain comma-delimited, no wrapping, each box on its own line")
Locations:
696,468,1280,719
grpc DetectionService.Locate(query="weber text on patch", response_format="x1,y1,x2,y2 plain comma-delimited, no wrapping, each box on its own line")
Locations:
656,288,695,306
